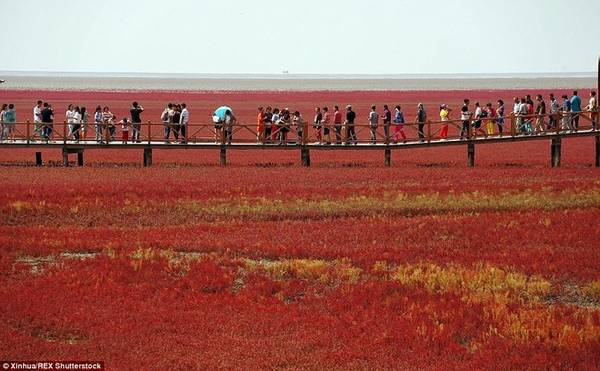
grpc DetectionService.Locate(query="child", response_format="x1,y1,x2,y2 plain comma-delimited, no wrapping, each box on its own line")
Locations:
120,117,130,143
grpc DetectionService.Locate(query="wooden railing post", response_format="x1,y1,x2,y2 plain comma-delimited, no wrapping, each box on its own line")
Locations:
467,142,475,167
184,122,188,144
63,121,67,144
26,120,30,145
301,119,310,166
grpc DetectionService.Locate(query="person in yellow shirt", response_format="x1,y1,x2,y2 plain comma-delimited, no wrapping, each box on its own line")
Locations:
439,104,451,140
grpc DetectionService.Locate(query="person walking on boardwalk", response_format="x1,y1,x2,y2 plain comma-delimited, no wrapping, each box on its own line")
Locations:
460,99,471,139
180,103,189,143
256,106,265,143
292,110,304,144
548,94,559,130
101,106,115,142
368,105,379,144
130,101,144,143
80,106,89,140
517,98,530,134
40,103,54,141
587,91,598,130
561,95,572,132
33,100,43,140
392,105,406,143
313,107,323,144
345,105,357,145
224,109,236,145
321,106,332,145
333,105,343,144
534,94,546,134
496,100,505,136
381,104,392,142
263,106,273,143
484,103,496,136
72,106,82,141
65,104,75,139
570,91,582,131
415,103,427,142
1,104,16,141
439,104,451,140
120,117,130,143
278,108,291,144
94,105,103,142
161,103,173,143
171,104,182,143
270,108,280,144
0,104,7,141
472,102,486,138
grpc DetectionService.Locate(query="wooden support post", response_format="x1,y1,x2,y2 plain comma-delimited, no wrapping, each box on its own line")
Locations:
595,134,600,167
63,121,67,144
77,150,84,167
220,145,227,166
62,148,69,167
467,142,475,167
35,152,42,166
301,147,311,167
384,147,391,167
143,147,152,167
551,137,561,167
26,120,31,144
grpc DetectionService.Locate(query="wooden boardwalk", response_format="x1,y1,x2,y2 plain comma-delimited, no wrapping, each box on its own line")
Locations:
1,107,599,168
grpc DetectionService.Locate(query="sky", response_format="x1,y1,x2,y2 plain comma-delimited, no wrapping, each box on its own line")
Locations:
1,0,599,75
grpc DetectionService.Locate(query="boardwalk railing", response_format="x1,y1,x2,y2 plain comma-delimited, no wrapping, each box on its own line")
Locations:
0,109,599,168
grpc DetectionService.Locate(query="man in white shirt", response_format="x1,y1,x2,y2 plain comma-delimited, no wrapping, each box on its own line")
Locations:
180,103,189,143
33,100,43,139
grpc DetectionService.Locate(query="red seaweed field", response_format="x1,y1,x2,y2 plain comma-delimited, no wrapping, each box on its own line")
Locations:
0,89,599,369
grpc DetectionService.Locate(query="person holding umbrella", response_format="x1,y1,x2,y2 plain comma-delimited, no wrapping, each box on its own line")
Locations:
213,106,236,144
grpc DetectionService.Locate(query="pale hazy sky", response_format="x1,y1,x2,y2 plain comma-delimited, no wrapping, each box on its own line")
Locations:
1,0,599,74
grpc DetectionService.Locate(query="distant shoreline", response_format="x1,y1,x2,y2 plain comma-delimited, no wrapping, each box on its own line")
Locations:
0,72,596,92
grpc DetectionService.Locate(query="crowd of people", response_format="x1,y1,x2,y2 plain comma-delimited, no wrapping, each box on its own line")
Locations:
0,90,597,144
253,90,597,145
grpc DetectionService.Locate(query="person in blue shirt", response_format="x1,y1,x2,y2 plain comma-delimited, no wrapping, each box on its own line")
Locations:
561,95,572,132
570,90,582,131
